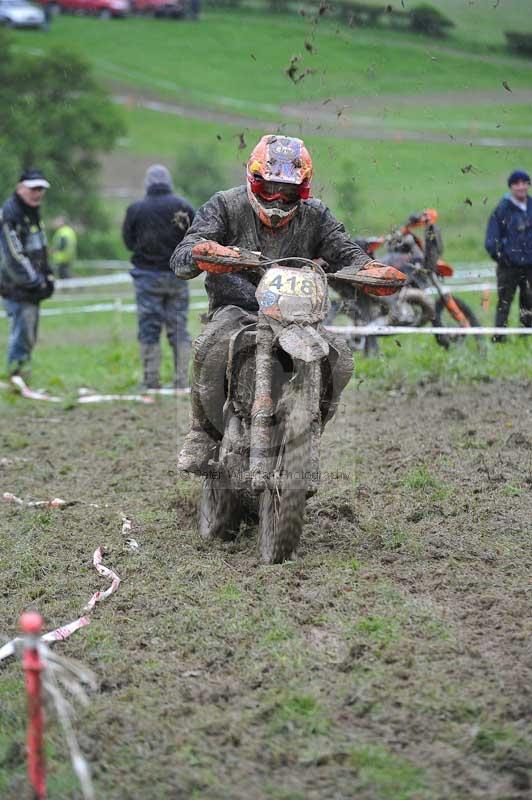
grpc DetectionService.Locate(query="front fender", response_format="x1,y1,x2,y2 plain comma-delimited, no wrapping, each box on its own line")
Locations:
278,324,329,363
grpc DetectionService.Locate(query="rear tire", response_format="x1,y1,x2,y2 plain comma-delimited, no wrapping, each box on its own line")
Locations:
434,296,481,349
258,381,311,564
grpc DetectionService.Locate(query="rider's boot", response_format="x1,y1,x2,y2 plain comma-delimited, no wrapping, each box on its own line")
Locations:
177,390,219,474
177,346,220,474
140,342,161,391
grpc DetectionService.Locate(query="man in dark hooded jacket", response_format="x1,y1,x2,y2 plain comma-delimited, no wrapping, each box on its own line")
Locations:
123,165,195,389
171,135,404,473
0,169,54,378
485,169,532,340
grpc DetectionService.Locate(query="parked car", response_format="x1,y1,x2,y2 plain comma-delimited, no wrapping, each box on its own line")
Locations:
131,0,184,17
0,0,45,27
38,0,129,18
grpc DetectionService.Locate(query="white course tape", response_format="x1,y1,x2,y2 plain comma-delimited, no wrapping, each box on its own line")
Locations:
145,386,191,396
450,271,493,280
7,375,156,405
0,300,209,318
77,260,130,271
326,325,532,336
10,374,63,402
3,492,67,508
0,546,120,664
56,273,130,289
77,392,155,404
425,283,495,294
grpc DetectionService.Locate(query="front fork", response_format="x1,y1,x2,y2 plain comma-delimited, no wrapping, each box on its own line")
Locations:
249,317,274,493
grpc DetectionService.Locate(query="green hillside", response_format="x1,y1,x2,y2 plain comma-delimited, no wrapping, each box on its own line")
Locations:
11,9,532,260
14,13,532,110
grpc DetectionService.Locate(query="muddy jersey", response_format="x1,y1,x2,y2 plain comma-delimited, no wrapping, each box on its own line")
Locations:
170,185,371,313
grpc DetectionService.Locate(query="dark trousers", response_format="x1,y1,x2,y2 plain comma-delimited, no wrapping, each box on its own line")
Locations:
495,263,532,329
132,269,190,349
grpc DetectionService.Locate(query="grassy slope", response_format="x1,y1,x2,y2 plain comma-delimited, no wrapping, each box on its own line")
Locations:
436,0,530,49
13,12,532,110
115,104,532,262
12,11,532,263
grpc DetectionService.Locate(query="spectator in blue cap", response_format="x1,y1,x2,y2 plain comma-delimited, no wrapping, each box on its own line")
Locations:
485,169,532,340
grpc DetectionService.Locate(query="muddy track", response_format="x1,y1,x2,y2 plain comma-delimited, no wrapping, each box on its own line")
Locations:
112,90,532,151
1,380,530,798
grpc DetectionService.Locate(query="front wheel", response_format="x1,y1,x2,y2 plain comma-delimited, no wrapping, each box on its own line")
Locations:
198,474,241,541
258,377,312,564
434,295,481,349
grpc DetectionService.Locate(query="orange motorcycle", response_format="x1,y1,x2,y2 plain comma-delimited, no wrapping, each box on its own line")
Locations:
328,210,480,352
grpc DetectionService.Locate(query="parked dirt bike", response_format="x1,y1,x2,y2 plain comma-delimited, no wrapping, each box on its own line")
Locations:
197,252,404,564
328,210,481,353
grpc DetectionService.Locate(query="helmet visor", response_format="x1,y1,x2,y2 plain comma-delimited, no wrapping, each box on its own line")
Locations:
250,177,310,202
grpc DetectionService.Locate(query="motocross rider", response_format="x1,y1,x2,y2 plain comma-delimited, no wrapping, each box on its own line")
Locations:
171,135,403,473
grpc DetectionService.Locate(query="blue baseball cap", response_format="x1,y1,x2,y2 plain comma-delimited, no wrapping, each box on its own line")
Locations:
508,170,530,186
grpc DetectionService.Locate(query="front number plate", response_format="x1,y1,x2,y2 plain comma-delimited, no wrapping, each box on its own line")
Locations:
262,268,318,300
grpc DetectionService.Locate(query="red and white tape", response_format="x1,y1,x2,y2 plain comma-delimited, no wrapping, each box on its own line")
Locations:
0,546,120,664
83,547,121,612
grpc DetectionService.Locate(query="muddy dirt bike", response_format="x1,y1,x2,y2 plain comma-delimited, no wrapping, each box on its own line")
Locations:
197,253,404,564
328,215,481,353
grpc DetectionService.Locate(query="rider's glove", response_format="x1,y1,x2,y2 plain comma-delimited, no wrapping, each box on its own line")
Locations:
191,241,262,274
358,261,407,296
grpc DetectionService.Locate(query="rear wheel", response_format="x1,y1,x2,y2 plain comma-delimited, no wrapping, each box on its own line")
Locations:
258,376,312,564
434,295,481,349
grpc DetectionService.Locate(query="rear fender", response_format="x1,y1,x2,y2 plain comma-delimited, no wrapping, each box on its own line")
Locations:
278,324,329,363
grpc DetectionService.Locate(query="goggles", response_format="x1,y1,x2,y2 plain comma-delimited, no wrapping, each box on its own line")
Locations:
249,176,310,202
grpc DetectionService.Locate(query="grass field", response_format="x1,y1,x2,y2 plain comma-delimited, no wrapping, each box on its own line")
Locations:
0,278,530,394
1,346,530,799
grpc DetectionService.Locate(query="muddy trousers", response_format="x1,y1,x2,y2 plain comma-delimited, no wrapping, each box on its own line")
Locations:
494,263,532,334
132,269,191,387
189,306,354,442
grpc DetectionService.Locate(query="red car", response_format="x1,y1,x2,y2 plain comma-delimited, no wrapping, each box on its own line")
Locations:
39,0,129,18
131,0,185,16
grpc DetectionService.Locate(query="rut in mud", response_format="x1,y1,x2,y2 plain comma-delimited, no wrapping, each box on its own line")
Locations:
0,379,530,799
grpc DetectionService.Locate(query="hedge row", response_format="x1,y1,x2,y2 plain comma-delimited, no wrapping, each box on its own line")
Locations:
505,31,532,57
205,0,455,38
